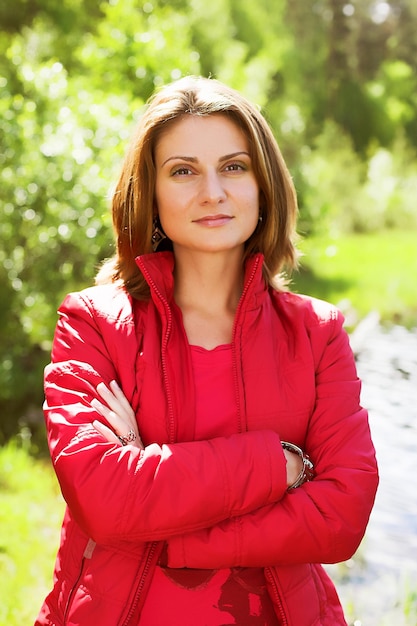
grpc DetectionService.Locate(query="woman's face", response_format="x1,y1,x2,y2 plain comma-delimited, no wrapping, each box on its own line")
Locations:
154,114,260,258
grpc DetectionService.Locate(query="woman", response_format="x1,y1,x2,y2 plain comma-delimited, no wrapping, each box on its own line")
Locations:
36,76,378,626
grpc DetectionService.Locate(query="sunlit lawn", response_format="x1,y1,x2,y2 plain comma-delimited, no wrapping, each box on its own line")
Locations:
0,442,64,625
292,229,417,328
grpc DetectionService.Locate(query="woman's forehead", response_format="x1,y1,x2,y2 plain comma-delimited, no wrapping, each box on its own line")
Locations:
154,114,249,162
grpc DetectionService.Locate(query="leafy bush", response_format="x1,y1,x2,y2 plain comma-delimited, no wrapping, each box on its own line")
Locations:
297,123,417,236
297,121,366,236
0,52,134,444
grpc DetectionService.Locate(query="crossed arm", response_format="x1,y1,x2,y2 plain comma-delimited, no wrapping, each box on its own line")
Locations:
92,380,304,489
89,379,377,568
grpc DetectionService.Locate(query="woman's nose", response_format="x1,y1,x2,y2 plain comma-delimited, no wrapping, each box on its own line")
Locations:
199,170,227,204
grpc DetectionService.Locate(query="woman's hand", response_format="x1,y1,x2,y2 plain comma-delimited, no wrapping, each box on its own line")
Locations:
283,448,304,489
91,380,144,450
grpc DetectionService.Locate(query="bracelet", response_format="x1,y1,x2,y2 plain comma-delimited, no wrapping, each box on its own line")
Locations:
281,441,315,490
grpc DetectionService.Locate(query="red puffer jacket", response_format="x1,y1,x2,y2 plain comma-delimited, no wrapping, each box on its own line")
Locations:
36,252,378,626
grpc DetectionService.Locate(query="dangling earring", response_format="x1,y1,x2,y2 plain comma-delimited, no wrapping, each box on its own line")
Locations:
151,216,167,252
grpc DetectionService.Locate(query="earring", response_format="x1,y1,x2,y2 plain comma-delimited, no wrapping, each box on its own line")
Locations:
151,216,167,252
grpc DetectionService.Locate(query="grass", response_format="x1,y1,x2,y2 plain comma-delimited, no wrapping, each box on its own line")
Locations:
291,229,417,329
0,440,65,625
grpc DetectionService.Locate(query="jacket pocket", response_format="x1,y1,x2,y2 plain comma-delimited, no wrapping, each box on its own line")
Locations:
267,564,323,626
63,539,96,624
310,563,347,625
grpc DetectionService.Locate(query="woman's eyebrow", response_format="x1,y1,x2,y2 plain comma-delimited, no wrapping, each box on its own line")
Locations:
161,155,198,167
161,151,250,168
218,151,250,162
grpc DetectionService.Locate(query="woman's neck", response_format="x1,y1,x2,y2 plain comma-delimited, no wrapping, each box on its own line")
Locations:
173,249,245,348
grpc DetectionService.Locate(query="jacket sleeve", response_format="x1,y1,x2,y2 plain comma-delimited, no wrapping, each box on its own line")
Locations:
45,291,288,545
165,314,379,567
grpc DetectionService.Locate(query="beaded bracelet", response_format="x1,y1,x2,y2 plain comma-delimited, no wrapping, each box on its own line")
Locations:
281,441,315,490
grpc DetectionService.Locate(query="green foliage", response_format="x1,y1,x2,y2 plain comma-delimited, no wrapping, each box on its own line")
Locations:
1,0,417,442
0,40,134,443
298,121,366,236
297,123,417,236
363,137,417,231
366,59,417,146
77,0,201,98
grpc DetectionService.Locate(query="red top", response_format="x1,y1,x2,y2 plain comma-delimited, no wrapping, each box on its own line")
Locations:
140,343,279,625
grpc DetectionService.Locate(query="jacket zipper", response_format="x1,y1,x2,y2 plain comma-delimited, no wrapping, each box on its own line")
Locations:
132,255,262,623
138,262,175,442
264,567,289,626
123,260,175,624
63,539,96,623
231,255,261,433
63,557,87,624
121,542,162,626
233,257,289,625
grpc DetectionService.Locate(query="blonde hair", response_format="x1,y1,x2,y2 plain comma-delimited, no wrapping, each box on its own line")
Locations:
97,75,298,298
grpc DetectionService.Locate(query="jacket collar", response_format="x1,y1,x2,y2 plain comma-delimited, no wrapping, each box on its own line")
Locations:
135,252,176,304
135,251,267,310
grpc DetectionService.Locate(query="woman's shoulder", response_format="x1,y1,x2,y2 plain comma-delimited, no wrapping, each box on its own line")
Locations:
59,283,137,324
270,289,343,328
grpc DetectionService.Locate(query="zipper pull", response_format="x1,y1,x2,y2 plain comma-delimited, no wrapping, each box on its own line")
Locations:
83,538,96,559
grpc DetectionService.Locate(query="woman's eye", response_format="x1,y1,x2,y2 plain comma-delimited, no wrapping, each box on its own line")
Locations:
224,162,245,172
172,166,193,176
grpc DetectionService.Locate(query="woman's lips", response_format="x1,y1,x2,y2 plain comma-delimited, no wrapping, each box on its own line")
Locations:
193,215,233,227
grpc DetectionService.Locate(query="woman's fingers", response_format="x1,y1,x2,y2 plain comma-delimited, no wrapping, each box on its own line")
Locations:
96,381,134,425
109,380,136,417
92,411,144,450
93,419,121,446
92,382,144,450
91,396,123,429
91,396,128,438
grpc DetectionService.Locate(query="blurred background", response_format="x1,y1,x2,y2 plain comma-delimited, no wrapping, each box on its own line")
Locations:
0,1,416,624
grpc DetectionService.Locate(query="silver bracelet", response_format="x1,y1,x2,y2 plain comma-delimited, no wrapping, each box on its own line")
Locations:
281,441,315,490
